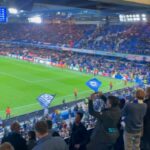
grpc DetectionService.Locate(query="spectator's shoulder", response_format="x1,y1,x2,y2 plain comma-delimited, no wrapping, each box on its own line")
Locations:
144,98,150,105
52,136,65,141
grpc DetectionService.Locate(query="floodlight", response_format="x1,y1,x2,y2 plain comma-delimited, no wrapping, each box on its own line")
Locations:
8,8,18,14
142,17,147,22
28,16,42,24
141,14,146,18
136,14,140,18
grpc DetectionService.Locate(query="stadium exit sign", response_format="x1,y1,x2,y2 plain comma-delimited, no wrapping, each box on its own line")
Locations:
0,7,7,23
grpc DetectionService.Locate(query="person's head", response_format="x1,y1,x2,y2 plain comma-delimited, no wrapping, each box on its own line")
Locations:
146,87,150,99
10,122,20,133
0,142,14,150
46,120,52,130
135,88,145,100
106,96,119,108
75,112,83,124
28,131,36,140
35,121,48,139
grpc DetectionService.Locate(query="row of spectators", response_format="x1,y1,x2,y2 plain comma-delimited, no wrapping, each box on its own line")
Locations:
0,22,149,55
0,86,150,150
0,47,149,83
75,24,150,55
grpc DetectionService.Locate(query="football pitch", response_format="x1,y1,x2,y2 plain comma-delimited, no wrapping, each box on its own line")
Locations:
0,56,135,118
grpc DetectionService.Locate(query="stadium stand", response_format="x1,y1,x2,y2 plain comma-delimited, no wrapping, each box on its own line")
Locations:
0,1,150,149
0,23,150,55
0,47,149,84
0,86,149,150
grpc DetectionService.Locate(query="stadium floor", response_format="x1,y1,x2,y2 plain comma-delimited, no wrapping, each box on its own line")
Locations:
0,57,135,118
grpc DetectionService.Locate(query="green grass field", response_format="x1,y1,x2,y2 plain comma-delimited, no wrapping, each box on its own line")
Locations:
0,56,135,118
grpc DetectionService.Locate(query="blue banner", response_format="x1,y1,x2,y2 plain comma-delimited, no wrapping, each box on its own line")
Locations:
37,94,55,108
86,78,102,92
115,74,123,80
135,77,144,86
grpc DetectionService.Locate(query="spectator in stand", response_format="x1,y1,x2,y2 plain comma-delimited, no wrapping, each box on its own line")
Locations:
69,112,88,150
143,87,150,150
2,122,27,150
46,120,60,137
87,93,121,150
122,88,147,150
27,131,36,150
33,120,68,150
0,142,14,150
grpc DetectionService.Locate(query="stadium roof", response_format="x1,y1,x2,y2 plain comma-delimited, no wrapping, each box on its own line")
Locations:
1,0,150,18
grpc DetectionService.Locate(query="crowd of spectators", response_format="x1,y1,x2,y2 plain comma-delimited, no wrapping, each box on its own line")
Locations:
0,86,149,150
0,46,149,83
0,21,150,149
75,24,150,55
0,22,150,55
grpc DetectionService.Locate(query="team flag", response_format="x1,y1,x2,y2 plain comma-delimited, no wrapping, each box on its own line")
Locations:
37,94,55,108
115,73,123,80
135,77,144,86
86,78,102,92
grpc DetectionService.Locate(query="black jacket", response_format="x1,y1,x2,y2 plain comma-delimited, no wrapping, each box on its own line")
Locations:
2,132,27,150
87,100,121,150
69,122,88,150
27,139,36,150
144,98,150,140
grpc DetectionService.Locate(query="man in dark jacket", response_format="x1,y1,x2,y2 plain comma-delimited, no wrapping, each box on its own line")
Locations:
143,87,150,150
27,131,36,150
2,122,27,150
87,93,121,150
69,112,88,150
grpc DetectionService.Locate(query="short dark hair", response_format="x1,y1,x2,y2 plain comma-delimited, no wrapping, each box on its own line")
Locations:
77,112,83,120
28,131,36,140
108,96,119,107
11,122,20,132
35,121,48,135
46,120,52,130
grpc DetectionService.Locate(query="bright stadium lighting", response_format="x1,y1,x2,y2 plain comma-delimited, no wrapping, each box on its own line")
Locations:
8,8,18,14
141,14,146,18
133,17,137,21
119,14,124,22
28,16,42,24
136,14,140,18
142,17,147,22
